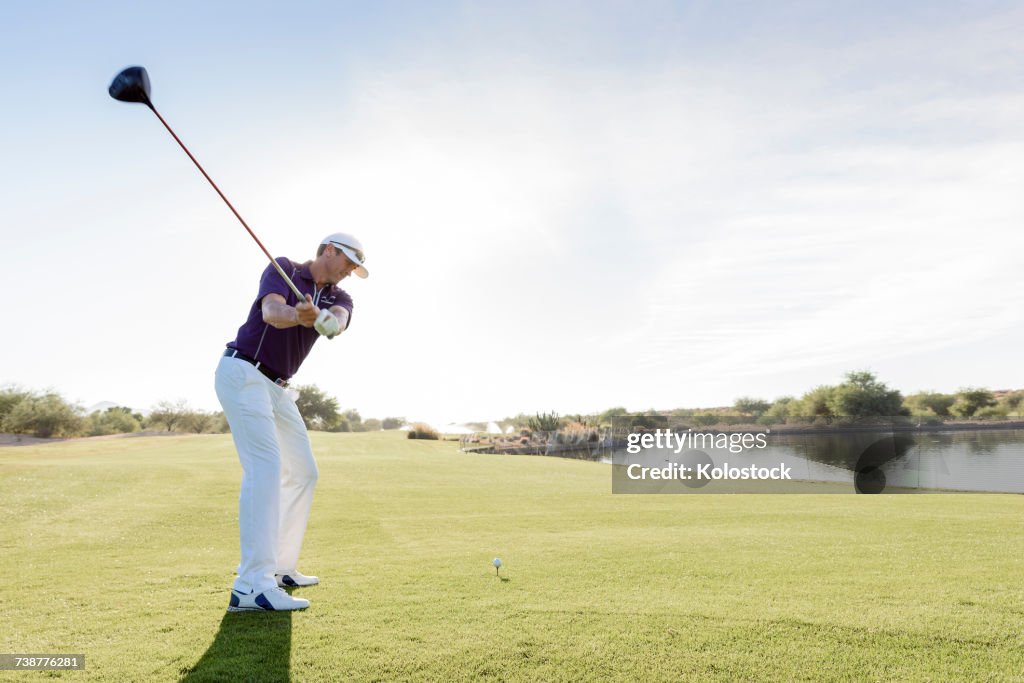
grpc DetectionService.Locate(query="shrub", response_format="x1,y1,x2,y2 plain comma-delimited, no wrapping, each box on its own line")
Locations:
325,419,351,433
2,392,83,438
974,405,1009,419
528,412,562,432
145,400,191,432
212,411,230,433
145,401,220,434
341,409,363,432
86,407,142,436
998,391,1024,416
557,421,598,445
294,385,341,430
796,385,834,418
598,407,629,426
734,397,770,417
950,388,997,418
904,392,956,418
407,423,439,440
179,411,214,434
763,397,794,421
0,386,32,424
826,371,905,417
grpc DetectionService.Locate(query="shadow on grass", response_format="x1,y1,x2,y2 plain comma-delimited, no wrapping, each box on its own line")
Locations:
179,611,291,682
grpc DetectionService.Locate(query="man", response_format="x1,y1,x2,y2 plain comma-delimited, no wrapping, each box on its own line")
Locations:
215,232,368,612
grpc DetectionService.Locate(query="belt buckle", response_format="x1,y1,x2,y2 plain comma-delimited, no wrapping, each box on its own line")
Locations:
275,378,289,388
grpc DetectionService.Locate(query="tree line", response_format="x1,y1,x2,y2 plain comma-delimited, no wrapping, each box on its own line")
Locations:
0,385,405,439
499,372,1024,430
726,372,1022,420
5,371,1020,440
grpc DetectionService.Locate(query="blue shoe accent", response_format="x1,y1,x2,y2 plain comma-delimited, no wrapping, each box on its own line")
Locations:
229,591,241,608
254,592,274,610
280,575,298,587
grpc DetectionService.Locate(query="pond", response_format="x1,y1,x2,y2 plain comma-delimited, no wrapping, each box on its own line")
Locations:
602,427,1024,494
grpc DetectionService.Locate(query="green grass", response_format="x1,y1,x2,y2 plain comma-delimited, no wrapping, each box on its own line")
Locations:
1,432,1022,681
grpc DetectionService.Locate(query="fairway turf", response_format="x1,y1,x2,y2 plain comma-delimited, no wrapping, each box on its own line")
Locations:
1,432,1022,681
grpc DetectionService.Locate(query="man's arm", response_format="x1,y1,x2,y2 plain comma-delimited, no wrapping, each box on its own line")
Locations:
262,293,319,329
329,306,351,332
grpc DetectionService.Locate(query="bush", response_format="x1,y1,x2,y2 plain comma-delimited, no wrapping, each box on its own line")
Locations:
904,392,956,418
294,385,341,430
341,409,363,432
950,388,996,418
0,386,32,424
760,397,795,423
974,405,1009,419
179,411,214,434
86,407,142,436
999,391,1024,414
145,400,220,433
627,414,669,429
382,417,405,430
528,412,562,432
733,397,770,417
2,392,84,438
796,386,834,418
598,407,629,426
789,372,905,419
407,423,439,440
325,419,351,433
826,371,905,417
212,412,230,433
548,421,601,446
146,400,191,432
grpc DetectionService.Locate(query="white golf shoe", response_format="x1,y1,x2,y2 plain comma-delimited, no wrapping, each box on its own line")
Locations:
275,571,320,588
228,586,310,612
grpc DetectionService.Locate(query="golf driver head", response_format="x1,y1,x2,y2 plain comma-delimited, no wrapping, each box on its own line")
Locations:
109,66,152,105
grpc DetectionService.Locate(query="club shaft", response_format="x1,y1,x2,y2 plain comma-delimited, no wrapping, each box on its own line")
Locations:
145,103,307,303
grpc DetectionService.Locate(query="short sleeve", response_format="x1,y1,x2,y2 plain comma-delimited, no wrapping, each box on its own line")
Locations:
256,257,294,304
333,289,354,329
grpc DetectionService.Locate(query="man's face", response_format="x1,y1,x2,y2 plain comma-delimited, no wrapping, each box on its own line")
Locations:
326,244,360,283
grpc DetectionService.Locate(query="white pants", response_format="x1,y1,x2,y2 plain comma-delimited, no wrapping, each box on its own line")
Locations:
214,355,318,594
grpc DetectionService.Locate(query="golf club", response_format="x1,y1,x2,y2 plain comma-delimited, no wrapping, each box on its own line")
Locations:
108,65,307,303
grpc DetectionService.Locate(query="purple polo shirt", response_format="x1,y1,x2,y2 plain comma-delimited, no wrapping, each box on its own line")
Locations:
226,257,353,379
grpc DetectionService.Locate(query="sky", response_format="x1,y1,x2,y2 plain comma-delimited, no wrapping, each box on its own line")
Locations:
1,1,1022,426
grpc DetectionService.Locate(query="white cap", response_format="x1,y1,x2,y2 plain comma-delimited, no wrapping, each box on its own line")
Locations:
321,232,368,278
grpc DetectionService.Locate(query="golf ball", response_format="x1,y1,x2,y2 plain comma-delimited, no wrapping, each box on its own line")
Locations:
492,558,503,568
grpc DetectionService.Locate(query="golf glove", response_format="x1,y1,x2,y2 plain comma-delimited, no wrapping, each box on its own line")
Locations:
314,309,341,339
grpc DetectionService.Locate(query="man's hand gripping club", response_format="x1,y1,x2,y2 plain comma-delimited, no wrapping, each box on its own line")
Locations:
263,294,342,339
296,295,342,339
313,309,341,339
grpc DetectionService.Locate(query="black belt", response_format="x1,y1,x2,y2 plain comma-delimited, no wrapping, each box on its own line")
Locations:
223,348,289,387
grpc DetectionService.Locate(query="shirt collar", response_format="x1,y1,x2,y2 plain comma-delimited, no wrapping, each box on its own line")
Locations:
298,262,337,292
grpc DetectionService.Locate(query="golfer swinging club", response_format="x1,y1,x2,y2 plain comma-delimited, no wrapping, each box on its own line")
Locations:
215,232,368,612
